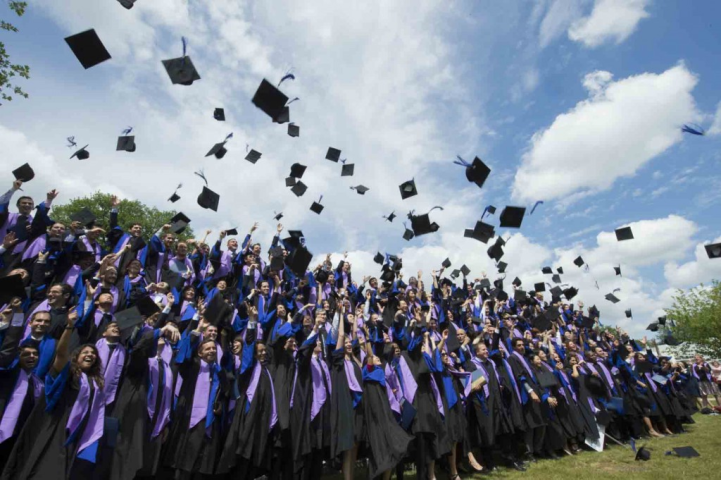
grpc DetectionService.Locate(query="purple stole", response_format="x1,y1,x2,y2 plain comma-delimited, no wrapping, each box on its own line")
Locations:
394,356,418,404
384,364,402,415
693,364,712,382
512,328,523,339
344,359,363,396
310,355,332,420
471,357,490,397
95,339,126,405
644,372,658,393
147,345,173,438
501,358,523,404
1,212,33,254
0,370,42,442
429,373,445,416
246,362,278,431
93,286,119,313
93,309,115,327
21,235,47,262
558,369,577,402
242,265,261,287
213,249,236,279
189,360,215,430
63,265,82,290
512,351,536,382
170,255,195,286
80,237,101,262
595,361,615,391
429,330,441,343
66,373,106,457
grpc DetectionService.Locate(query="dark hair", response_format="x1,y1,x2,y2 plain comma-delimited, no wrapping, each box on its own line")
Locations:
15,196,33,207
511,338,524,349
50,282,73,300
130,222,142,229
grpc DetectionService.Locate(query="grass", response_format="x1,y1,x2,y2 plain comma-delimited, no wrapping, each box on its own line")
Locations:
324,413,721,479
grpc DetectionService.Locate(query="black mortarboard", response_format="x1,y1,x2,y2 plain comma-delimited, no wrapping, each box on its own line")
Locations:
450,269,460,279
636,360,654,374
479,278,491,289
647,323,659,332
70,145,90,160
12,163,34,182
224,228,238,236
664,334,682,346
399,179,418,200
635,446,651,461
291,181,307,197
251,78,289,121
551,274,561,284
441,258,452,269
161,270,184,292
671,447,700,458
542,266,552,274
290,163,307,178
282,230,304,249
658,316,666,326
589,305,600,318
487,242,504,262
512,277,522,287
704,243,721,259
374,252,385,265
497,261,508,273
197,187,219,212
550,286,562,297
170,212,190,234
409,208,441,236
573,256,584,267
625,309,633,318
116,135,136,153
460,265,471,276
0,274,27,306
534,282,545,292
274,212,284,221
136,296,162,318
272,106,290,124
585,375,607,397
465,228,487,243
474,220,496,240
285,177,297,187
269,246,285,271
545,308,560,322
351,185,369,195
204,294,230,326
614,265,622,275
118,0,137,9
581,315,595,329
288,123,300,137
499,206,526,228
563,287,578,300
310,198,324,215
114,306,144,333
402,225,415,241
214,108,225,121
286,245,313,276
325,147,341,162
615,226,634,241
169,192,180,203
513,289,527,302
245,149,262,164
445,321,461,352
205,142,227,159
605,293,620,304
162,56,200,86
493,278,504,291
384,212,396,222
534,313,553,332
65,29,111,69
70,208,96,228
341,163,355,177
557,267,564,274
461,156,491,188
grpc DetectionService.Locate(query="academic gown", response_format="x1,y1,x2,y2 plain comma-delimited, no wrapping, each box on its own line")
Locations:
328,348,365,460
468,357,503,447
552,368,586,440
567,368,601,439
288,336,320,476
492,356,526,434
508,355,546,429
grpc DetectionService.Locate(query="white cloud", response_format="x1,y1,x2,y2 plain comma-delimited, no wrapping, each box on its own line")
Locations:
664,236,721,289
538,0,585,48
709,101,721,136
568,0,651,48
512,64,700,203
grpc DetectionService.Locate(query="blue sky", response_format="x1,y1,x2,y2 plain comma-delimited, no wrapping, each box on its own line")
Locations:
1,0,720,335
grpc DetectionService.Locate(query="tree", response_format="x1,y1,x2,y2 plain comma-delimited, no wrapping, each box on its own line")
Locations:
51,191,194,243
664,281,721,359
0,1,30,104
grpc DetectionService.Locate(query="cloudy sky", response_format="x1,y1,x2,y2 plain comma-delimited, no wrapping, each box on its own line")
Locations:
1,0,721,335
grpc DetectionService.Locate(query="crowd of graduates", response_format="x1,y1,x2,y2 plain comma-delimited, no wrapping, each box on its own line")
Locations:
0,177,718,480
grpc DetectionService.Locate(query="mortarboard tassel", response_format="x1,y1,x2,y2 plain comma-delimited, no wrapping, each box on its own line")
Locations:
452,155,471,167
286,97,300,105
682,124,705,136
595,281,599,290
180,36,188,66
481,205,495,220
584,264,590,272
122,126,133,135
67,136,77,148
383,211,395,222
612,288,621,293
278,72,295,87
245,143,250,153
194,169,208,186
225,133,233,142
530,200,544,215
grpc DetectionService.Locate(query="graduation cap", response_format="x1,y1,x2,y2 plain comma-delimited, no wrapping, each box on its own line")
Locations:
310,196,324,215
116,128,136,153
445,321,461,352
704,243,721,259
605,293,620,304
114,306,144,333
290,181,308,197
70,208,96,228
65,29,111,69
615,226,634,241
245,149,262,164
513,288,527,302
374,252,385,265
206,134,233,159
408,207,442,236
557,267,564,274
251,78,289,121
351,185,369,195
499,206,526,228
341,163,355,176
12,163,34,182
272,106,290,124
646,322,659,332
573,256,584,267
162,37,200,85
534,282,545,292
542,266,553,274
136,296,162,318
670,447,700,458
512,277,522,287
285,177,297,187
169,212,191,234
70,145,90,160
625,309,633,318
466,220,495,244
460,265,471,277
487,240,504,262
273,211,283,221
204,294,230,326
118,0,137,9
286,245,313,276
658,316,667,326
213,108,225,121
268,246,285,271
635,446,651,462
224,228,238,236
0,274,27,306
402,224,415,241
532,312,553,332
325,147,341,162
551,274,561,284
384,212,396,222
290,163,307,179
636,360,654,374
197,187,220,212
589,305,600,318
497,262,508,274
563,287,578,300
449,270,460,280
282,230,304,249
399,179,418,200
664,334,683,347
454,156,491,189
614,265,622,276
441,258,452,269
288,123,300,137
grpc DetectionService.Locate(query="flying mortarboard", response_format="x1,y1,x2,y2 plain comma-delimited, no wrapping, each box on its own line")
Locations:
288,123,300,137
285,177,297,187
118,0,137,9
399,179,418,200
290,181,307,197
310,196,324,215
441,258,452,269
162,37,200,85
197,187,219,212
374,252,385,265
206,134,233,159
70,208,96,228
351,185,369,195
65,29,112,69
325,147,341,162
497,261,508,273
542,266,553,274
658,316,666,326
269,246,285,271
551,274,561,284
286,245,313,276
384,212,396,222
563,287,578,300
557,267,564,274
0,274,27,306
116,132,136,152
647,323,659,332
245,149,262,164
70,145,90,160
615,226,634,241
272,106,290,124
625,309,633,318
136,296,162,318
614,265,622,276
402,224,414,241
499,206,526,228
573,256,584,267
341,163,355,176
460,265,471,276
12,163,34,182
204,294,231,326
534,282,545,292
408,207,442,236
704,243,721,259
273,212,283,221
251,78,289,121
290,163,307,178
114,307,144,334
213,108,225,121
450,269,460,279
169,212,190,234
512,277,522,287
605,293,620,304
224,228,238,236
453,156,491,189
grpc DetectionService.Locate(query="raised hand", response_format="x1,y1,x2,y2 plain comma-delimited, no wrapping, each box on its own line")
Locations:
46,189,59,202
2,231,18,249
110,195,120,208
66,307,79,328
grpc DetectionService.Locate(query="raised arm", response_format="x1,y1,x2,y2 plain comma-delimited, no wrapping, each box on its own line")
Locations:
50,306,78,375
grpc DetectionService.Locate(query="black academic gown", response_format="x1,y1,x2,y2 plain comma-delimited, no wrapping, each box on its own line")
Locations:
467,358,503,448
328,347,365,460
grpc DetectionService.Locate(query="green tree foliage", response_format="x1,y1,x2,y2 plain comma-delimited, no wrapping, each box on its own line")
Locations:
1,1,30,104
665,281,721,359
51,191,194,243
